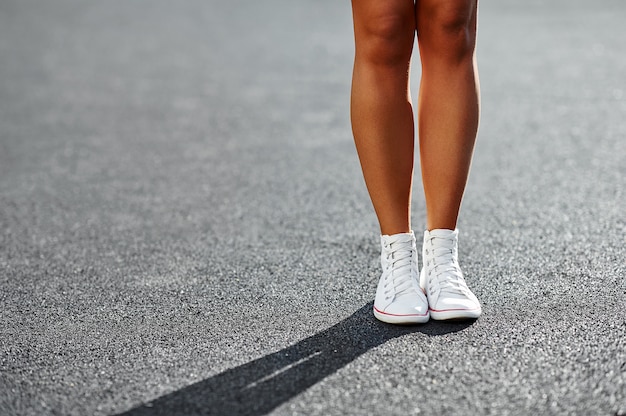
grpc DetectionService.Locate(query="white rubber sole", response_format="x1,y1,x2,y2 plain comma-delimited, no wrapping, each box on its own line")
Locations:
373,306,430,324
429,307,481,321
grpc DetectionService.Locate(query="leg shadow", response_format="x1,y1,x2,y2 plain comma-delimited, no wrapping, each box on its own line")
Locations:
115,302,473,416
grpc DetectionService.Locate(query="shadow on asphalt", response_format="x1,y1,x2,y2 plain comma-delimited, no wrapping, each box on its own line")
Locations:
116,302,474,416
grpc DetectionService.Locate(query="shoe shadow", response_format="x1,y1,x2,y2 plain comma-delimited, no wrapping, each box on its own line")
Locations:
115,302,474,416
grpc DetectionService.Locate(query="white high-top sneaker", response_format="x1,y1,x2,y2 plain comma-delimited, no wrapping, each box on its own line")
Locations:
373,231,429,324
420,229,481,320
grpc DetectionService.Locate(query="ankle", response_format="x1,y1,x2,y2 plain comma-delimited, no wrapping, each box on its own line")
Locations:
380,227,412,236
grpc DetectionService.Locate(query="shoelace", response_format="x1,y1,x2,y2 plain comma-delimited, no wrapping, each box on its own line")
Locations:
382,235,416,300
425,235,470,296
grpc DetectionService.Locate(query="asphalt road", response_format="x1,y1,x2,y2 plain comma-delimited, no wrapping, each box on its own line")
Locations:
1,0,625,415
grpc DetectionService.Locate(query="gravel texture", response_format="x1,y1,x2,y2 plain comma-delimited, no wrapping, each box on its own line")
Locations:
1,0,624,415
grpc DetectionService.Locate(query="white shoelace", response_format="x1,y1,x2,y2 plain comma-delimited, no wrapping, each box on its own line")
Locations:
381,234,416,300
425,234,470,296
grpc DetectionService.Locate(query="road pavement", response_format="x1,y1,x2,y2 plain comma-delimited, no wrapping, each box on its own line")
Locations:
1,0,625,415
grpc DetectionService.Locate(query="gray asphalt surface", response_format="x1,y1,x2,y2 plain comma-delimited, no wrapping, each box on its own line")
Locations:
1,0,625,415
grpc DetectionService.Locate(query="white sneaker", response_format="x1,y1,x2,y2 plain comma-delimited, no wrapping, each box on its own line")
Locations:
420,229,482,320
373,231,430,324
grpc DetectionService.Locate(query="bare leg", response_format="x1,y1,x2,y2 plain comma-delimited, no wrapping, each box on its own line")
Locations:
350,0,416,235
415,0,480,231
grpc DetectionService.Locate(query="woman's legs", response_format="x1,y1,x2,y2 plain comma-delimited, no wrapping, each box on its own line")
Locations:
415,0,479,231
350,0,416,236
351,0,479,233
351,0,481,322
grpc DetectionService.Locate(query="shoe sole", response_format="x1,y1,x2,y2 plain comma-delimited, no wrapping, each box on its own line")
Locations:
429,308,481,321
373,306,430,324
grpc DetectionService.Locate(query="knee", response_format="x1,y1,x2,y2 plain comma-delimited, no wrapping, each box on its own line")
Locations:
418,2,477,63
355,13,414,67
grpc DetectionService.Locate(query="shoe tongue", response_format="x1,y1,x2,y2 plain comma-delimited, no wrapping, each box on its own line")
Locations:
381,233,414,250
382,231,414,241
428,229,457,238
